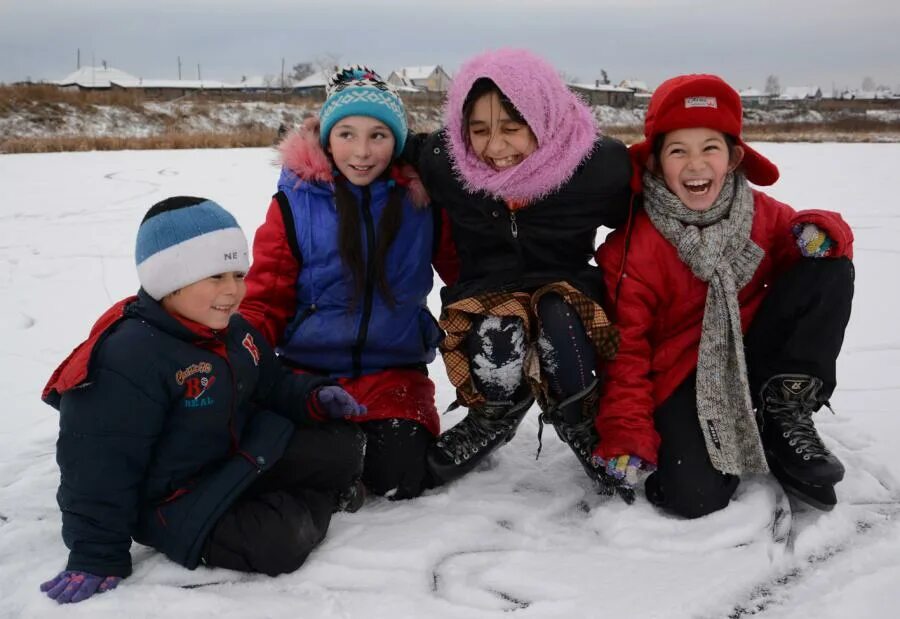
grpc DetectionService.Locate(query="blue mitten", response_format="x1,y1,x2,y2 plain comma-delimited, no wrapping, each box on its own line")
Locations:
40,571,121,604
315,386,367,419
792,222,834,258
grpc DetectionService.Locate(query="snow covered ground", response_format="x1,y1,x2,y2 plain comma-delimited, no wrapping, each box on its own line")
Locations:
1,143,898,618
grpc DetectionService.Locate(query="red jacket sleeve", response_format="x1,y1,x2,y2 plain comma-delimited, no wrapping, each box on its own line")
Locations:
594,233,661,465
240,196,301,347
757,192,854,274
432,207,460,286
790,209,854,260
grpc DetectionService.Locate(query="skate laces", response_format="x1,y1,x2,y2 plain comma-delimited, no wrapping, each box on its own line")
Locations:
765,394,832,459
535,379,599,460
436,401,523,463
438,415,496,461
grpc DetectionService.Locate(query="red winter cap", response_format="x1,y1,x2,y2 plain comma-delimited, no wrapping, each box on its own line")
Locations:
630,74,779,186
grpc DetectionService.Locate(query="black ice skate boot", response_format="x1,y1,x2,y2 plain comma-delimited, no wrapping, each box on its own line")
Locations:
426,396,533,485
757,374,845,510
335,479,367,514
539,380,634,503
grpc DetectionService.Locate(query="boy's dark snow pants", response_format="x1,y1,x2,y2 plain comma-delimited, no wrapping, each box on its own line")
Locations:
201,421,364,576
645,257,854,518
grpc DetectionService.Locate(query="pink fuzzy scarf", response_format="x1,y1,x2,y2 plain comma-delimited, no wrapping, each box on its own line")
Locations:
444,48,598,202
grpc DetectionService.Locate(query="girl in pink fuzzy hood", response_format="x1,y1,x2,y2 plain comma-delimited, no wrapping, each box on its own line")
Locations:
404,48,634,497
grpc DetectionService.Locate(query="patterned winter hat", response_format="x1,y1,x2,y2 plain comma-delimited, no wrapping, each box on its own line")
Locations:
135,196,249,300
319,65,407,156
630,74,779,186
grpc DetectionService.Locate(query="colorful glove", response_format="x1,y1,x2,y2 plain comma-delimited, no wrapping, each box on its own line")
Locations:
591,454,655,504
792,222,834,258
40,571,121,604
315,386,367,419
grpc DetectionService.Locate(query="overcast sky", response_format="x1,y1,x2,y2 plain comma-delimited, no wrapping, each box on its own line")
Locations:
2,0,897,91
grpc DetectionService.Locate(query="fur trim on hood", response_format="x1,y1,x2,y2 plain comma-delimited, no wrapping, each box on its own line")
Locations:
444,48,598,203
277,117,429,207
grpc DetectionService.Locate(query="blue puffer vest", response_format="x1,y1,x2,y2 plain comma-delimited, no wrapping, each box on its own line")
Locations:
276,168,441,377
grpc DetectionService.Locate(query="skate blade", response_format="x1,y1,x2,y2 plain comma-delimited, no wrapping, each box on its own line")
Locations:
768,459,836,511
781,480,837,512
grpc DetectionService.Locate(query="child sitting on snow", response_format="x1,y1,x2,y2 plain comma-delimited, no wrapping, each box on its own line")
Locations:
594,74,854,516
40,196,367,603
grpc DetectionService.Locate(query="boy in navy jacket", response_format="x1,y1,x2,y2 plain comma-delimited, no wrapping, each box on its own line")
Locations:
40,196,367,604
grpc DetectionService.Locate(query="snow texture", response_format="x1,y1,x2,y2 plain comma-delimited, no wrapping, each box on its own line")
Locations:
471,316,527,400
1,143,899,618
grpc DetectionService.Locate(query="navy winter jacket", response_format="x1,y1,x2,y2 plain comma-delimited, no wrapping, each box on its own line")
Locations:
45,290,331,577
405,132,632,305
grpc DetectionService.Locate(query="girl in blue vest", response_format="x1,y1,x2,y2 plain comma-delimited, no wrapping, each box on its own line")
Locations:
241,67,458,501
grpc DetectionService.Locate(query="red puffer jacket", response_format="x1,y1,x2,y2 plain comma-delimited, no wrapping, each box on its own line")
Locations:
593,190,853,464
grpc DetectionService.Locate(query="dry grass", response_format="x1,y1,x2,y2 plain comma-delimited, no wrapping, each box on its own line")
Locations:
0,84,146,112
0,129,279,154
2,83,897,153
742,118,900,142
0,84,303,112
604,119,900,146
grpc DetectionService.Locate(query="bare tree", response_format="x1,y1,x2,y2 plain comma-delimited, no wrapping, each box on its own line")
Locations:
314,53,342,76
764,74,781,95
861,76,876,91
600,69,609,85
558,70,581,84
291,62,314,82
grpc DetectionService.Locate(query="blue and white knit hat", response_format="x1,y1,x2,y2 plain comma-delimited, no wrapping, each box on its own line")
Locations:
319,66,408,156
135,196,250,300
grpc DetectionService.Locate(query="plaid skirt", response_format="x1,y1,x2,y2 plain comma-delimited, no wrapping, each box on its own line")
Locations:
438,281,619,409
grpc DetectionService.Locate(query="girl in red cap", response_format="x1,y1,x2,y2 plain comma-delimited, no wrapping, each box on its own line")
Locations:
594,74,855,515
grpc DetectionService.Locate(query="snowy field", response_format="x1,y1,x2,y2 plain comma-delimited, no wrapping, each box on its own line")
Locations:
1,143,899,618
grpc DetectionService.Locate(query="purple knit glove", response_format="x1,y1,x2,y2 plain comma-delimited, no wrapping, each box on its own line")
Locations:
316,386,367,419
40,571,121,604
792,223,834,258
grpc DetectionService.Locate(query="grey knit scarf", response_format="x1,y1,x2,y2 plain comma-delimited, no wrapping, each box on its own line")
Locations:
642,171,769,475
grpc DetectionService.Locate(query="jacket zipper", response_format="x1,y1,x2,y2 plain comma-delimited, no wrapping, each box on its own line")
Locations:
352,186,376,377
220,339,263,474
509,211,519,239
284,303,317,340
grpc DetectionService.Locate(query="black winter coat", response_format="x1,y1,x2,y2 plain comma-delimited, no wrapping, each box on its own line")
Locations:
405,131,632,304
49,290,331,577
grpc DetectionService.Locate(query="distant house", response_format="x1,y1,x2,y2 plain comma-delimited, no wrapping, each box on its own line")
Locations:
387,66,452,93
568,81,634,107
779,86,823,101
55,66,244,95
618,79,651,94
238,75,296,92
55,66,139,90
110,78,242,96
291,70,331,98
738,87,771,106
836,88,897,101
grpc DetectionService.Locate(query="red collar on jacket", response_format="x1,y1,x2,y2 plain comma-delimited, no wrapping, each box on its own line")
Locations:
42,296,233,406
168,311,229,359
42,296,137,405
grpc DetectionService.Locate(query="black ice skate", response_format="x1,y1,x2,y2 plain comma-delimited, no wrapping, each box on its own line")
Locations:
426,396,533,485
758,374,845,511
335,479,367,513
539,380,634,503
